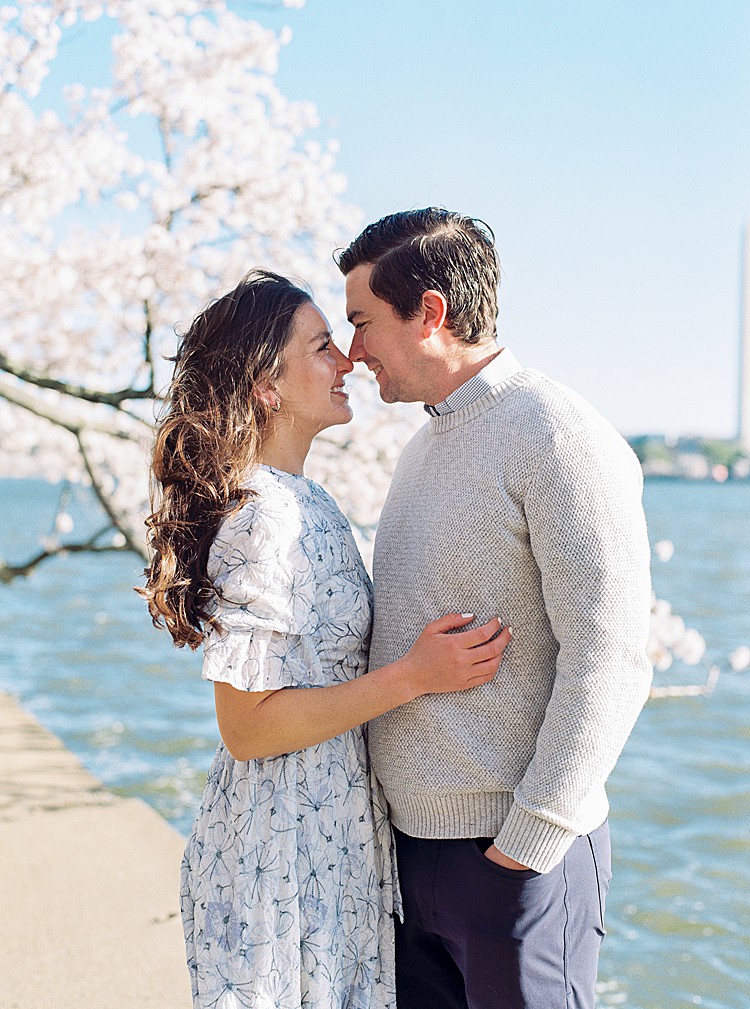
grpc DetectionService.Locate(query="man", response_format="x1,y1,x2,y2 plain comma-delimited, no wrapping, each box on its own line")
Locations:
337,208,653,1009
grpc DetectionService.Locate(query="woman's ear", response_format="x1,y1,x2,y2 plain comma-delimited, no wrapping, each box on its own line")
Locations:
253,382,281,411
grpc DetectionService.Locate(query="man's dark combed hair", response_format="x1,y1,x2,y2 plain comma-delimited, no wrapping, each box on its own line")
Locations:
336,208,500,345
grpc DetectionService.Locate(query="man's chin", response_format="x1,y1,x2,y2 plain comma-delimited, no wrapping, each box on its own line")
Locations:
373,372,414,405
380,386,419,406
377,380,400,405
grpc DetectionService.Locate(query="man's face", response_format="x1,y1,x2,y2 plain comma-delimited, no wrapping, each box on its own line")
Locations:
345,264,426,404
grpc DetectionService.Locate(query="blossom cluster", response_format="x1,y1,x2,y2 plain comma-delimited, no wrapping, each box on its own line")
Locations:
648,540,749,693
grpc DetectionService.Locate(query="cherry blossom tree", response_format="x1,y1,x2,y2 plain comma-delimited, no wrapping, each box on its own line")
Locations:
0,0,423,583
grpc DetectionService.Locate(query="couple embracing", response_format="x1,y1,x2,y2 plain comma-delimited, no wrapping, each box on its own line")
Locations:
142,208,652,1009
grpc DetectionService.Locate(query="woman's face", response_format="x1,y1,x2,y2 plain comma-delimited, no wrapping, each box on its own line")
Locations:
273,301,354,436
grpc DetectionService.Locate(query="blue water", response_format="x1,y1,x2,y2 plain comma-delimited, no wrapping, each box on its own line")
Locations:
1,477,749,1008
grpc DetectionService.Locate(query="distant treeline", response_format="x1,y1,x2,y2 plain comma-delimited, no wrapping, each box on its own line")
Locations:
628,435,750,481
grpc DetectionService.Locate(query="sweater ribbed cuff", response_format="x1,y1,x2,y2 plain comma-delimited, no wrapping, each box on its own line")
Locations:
493,803,577,874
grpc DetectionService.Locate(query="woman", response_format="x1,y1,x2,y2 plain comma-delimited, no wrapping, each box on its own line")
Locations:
141,270,510,1009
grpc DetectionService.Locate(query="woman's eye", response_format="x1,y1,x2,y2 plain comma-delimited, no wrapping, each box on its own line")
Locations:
319,339,331,351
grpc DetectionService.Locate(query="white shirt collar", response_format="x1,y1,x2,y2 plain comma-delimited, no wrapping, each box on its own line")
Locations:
424,347,520,416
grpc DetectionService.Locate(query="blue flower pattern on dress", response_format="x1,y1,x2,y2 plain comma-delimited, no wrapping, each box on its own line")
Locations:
181,466,400,1009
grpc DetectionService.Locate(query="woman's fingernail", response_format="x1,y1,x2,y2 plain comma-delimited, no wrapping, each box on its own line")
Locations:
507,626,513,635
461,613,474,619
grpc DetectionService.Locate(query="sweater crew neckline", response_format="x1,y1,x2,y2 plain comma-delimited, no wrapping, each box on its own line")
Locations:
428,349,529,433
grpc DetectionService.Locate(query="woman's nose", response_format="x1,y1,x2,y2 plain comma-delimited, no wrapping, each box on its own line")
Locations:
333,344,354,374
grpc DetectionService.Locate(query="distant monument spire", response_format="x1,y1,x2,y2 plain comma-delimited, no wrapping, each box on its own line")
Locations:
739,223,750,454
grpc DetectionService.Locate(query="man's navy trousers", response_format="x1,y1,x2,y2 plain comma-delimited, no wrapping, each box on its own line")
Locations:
393,820,611,1009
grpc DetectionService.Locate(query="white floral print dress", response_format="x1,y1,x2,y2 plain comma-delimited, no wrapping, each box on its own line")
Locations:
180,465,400,1009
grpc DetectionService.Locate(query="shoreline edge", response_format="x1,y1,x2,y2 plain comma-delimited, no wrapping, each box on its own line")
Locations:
0,691,192,1008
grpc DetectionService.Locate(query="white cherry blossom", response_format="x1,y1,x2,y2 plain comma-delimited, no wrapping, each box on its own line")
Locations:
653,539,675,563
729,646,750,672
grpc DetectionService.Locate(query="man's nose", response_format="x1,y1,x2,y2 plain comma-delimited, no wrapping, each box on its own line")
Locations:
348,330,365,362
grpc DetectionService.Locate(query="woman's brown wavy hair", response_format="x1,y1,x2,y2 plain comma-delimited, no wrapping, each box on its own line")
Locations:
139,270,312,649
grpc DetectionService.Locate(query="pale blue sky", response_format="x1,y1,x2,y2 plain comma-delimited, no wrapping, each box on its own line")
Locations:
40,1,750,436
262,0,750,439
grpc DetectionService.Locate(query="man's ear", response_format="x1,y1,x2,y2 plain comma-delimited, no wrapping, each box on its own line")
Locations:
420,289,448,337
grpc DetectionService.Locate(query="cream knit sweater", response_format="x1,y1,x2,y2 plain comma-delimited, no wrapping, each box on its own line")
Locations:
368,351,653,873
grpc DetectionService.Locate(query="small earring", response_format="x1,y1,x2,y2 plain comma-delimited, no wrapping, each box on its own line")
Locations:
271,399,281,413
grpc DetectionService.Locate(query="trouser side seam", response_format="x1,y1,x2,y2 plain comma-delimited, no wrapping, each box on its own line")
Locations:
563,844,572,1008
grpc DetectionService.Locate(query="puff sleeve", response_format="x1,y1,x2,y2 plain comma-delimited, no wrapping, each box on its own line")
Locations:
201,490,325,692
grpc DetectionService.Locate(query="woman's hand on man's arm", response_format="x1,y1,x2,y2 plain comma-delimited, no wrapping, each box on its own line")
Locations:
214,613,512,761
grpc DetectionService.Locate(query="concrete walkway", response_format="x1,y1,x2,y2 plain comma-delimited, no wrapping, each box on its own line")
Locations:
0,692,193,1009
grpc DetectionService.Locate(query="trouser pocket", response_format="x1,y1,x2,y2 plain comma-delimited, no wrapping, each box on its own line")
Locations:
586,819,612,935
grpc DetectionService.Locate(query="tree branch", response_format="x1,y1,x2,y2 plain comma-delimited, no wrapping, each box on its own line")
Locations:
164,182,242,229
142,298,155,388
0,34,40,101
649,664,720,699
76,433,148,561
0,374,152,440
158,112,173,176
0,351,153,406
0,526,129,583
